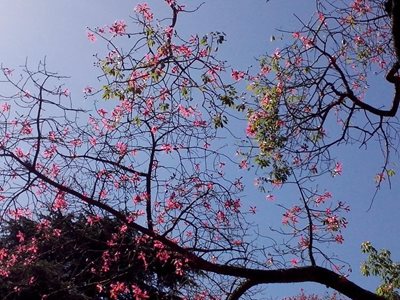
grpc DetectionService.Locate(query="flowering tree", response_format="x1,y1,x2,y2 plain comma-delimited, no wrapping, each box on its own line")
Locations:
0,213,195,299
246,0,400,185
0,0,398,299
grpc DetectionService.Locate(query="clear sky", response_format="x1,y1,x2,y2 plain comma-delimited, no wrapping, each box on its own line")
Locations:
0,0,399,298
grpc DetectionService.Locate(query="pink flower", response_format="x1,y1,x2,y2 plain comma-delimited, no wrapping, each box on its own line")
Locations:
16,231,25,243
239,160,248,169
86,215,101,226
245,123,256,137
119,224,128,234
89,137,97,146
109,282,128,300
164,0,175,6
83,86,93,95
150,126,158,134
375,172,385,184
178,105,194,117
43,144,57,159
176,45,192,58
193,120,207,127
354,35,364,46
299,236,309,249
266,194,275,201
173,259,185,276
70,138,82,147
315,191,332,205
87,31,96,42
332,162,342,176
134,3,154,21
24,90,31,98
20,121,32,135
325,215,340,231
53,191,67,210
97,108,107,117
164,26,174,39
260,65,271,75
292,31,300,39
8,208,32,219
335,234,344,244
318,12,326,24
165,196,182,211
199,48,208,58
290,258,299,266
99,189,108,199
216,210,227,223
128,70,142,89
121,99,133,112
231,70,245,81
132,284,150,300
161,144,173,153
62,88,70,96
49,163,60,178
96,284,104,293
48,131,56,141
1,103,10,112
115,142,128,156
2,68,13,76
232,240,242,246
109,20,127,36
14,147,26,158
273,48,281,59
300,36,314,49
282,207,299,225
52,229,62,237
132,194,142,204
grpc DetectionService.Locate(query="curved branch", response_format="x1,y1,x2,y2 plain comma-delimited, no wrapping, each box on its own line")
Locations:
329,59,400,117
346,59,400,117
4,152,384,300
197,264,385,300
228,279,261,300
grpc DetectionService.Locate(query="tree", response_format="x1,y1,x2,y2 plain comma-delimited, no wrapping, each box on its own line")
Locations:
361,242,400,299
0,0,398,299
0,212,194,299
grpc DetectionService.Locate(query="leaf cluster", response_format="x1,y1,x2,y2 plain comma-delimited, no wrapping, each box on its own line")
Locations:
361,241,400,299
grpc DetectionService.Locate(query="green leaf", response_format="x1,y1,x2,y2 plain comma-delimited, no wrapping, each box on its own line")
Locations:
132,116,141,126
387,169,396,177
200,36,208,46
147,39,155,47
255,155,270,168
150,70,159,81
181,86,188,99
159,103,169,111
220,95,234,107
102,85,112,100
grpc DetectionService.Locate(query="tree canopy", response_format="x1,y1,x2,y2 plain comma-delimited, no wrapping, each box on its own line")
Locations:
0,0,399,299
0,213,194,299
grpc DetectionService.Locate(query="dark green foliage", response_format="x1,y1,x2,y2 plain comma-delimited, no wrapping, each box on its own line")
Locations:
0,213,195,299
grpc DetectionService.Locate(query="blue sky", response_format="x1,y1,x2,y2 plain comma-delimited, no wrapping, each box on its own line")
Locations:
0,0,399,298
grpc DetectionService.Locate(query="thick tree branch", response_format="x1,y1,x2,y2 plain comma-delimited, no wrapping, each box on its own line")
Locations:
228,279,261,300
386,0,400,60
197,264,385,300
4,152,384,300
329,61,400,117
